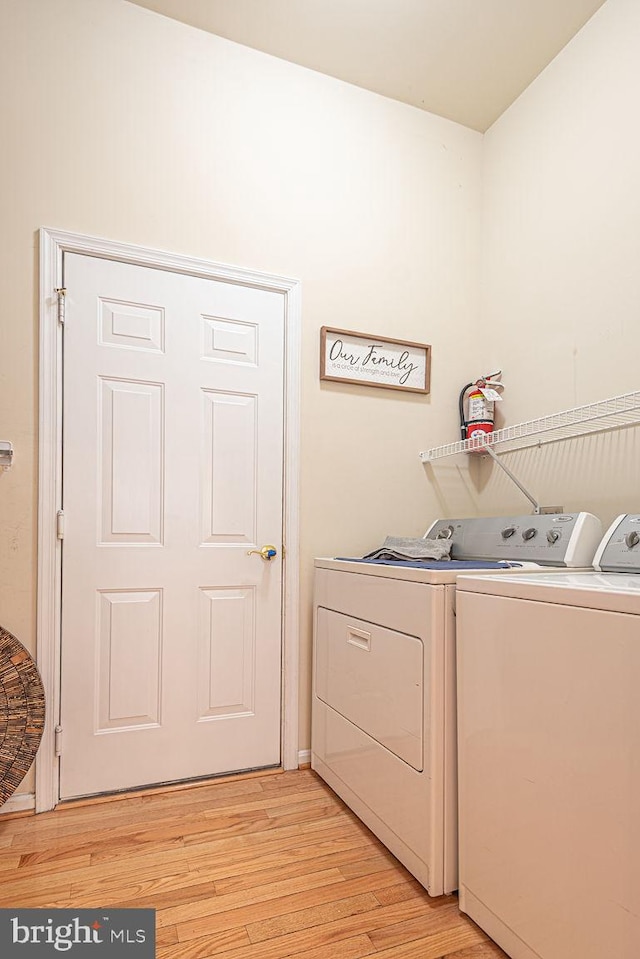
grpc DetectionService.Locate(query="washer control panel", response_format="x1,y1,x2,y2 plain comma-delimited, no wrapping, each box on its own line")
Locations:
595,515,640,572
425,512,602,567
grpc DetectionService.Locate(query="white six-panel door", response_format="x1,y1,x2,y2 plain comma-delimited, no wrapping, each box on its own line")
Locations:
59,253,285,799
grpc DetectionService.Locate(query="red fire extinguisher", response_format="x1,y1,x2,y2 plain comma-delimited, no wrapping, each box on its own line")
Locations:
459,372,503,448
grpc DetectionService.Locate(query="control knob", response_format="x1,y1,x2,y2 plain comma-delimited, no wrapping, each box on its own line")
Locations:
625,530,640,549
522,527,537,541
547,529,561,544
501,526,516,539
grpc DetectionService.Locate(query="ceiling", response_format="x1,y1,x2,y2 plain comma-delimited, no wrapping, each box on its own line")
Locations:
128,0,606,132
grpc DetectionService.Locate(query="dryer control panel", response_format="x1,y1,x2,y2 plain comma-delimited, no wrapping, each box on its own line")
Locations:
594,514,640,572
425,512,602,568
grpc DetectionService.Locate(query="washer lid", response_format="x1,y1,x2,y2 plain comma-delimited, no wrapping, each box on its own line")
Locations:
456,570,640,614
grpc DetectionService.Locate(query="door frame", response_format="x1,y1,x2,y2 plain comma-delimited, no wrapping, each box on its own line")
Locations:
36,227,301,813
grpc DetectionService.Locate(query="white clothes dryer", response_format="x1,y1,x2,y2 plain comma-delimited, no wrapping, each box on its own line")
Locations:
456,513,640,958
312,512,601,897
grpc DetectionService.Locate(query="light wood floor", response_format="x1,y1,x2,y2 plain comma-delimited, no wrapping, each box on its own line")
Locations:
0,769,507,959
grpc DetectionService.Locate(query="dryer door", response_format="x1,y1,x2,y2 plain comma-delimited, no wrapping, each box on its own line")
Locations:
315,607,423,770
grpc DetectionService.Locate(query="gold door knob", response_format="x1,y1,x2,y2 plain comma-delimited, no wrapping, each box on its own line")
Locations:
246,544,278,561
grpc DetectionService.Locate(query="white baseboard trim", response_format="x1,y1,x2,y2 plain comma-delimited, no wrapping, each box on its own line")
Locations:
298,749,311,767
1,792,35,815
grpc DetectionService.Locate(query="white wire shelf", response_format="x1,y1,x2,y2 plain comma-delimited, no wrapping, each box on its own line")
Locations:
420,390,640,462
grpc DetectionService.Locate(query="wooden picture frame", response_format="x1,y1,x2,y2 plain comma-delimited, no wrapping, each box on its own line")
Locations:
320,326,431,394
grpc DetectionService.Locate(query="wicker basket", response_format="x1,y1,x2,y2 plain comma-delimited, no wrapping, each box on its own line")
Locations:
0,625,46,807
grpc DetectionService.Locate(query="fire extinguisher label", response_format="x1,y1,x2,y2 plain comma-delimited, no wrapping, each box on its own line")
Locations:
469,425,492,439
468,394,492,420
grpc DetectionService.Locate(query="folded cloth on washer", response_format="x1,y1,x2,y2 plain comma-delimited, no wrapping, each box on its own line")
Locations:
362,536,452,562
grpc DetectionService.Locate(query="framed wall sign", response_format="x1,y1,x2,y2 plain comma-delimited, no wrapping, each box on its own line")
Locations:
320,327,431,394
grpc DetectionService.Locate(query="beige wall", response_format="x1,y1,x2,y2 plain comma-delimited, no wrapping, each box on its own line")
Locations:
0,0,483,793
477,0,640,522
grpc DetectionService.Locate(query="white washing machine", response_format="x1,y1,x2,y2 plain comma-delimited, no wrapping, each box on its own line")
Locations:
456,513,640,959
311,512,601,897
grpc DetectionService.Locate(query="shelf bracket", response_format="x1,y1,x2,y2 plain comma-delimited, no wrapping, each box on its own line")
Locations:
483,446,562,515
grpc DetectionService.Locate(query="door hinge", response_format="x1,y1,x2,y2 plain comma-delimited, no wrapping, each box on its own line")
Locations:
54,725,63,757
56,510,65,540
55,287,66,325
